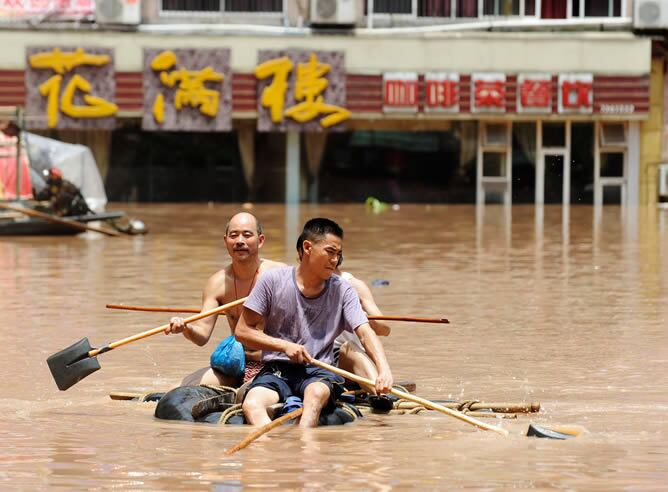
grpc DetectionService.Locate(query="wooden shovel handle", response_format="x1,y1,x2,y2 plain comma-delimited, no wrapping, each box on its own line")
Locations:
0,202,119,236
225,407,304,456
89,297,248,357
106,304,199,313
368,316,449,323
105,304,449,324
310,360,509,436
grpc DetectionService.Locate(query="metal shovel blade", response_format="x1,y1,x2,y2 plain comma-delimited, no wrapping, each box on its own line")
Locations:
47,337,101,391
526,423,576,440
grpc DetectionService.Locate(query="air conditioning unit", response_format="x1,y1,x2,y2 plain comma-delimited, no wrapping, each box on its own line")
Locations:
95,0,141,25
634,0,668,29
310,0,357,26
659,164,668,198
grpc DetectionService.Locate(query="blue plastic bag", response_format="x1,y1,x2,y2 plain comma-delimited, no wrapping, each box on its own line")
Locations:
209,335,245,379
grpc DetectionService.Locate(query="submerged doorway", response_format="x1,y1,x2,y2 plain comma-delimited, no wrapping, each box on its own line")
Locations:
537,121,571,205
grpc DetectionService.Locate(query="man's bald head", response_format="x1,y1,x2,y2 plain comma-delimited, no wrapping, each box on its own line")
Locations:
225,212,263,236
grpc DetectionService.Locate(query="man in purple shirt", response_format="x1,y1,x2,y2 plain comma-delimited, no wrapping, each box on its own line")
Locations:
235,218,393,428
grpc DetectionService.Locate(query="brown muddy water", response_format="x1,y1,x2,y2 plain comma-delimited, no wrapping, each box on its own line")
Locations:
1,203,667,490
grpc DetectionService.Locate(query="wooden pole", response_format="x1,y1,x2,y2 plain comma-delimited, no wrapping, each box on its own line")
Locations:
105,303,448,323
0,202,120,236
310,360,509,436
225,407,304,456
88,297,247,357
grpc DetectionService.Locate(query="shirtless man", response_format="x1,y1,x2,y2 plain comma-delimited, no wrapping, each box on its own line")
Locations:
236,217,393,427
164,212,285,387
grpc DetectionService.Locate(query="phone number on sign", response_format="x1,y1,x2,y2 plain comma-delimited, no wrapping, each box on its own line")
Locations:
600,104,635,114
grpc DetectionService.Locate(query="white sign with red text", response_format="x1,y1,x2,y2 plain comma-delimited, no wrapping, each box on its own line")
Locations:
471,73,506,113
558,74,593,114
424,73,459,113
517,74,552,113
383,72,418,113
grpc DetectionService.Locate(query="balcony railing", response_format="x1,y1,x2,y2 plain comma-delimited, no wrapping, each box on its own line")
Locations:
363,0,622,19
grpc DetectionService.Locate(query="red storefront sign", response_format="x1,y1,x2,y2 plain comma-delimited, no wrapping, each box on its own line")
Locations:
424,73,459,112
517,74,551,113
558,74,593,114
383,72,418,113
471,73,506,113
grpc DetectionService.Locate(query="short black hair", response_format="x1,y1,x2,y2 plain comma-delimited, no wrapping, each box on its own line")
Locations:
225,213,263,235
296,218,343,259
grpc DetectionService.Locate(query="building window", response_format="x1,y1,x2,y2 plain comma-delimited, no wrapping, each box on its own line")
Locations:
161,0,222,12
417,0,536,18
226,0,282,12
542,0,621,19
483,0,536,16
457,0,478,17
572,0,621,17
374,0,414,14
160,0,282,13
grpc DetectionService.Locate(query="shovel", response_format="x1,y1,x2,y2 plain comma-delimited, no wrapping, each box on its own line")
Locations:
46,297,247,391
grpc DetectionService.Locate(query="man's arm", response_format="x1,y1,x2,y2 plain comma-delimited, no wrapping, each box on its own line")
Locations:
235,307,312,364
355,323,393,394
348,277,391,337
164,273,227,346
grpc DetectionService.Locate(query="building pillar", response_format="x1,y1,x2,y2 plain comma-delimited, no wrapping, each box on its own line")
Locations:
285,130,300,204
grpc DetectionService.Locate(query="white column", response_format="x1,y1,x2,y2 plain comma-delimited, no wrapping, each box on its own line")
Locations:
505,122,512,206
367,0,373,28
476,123,484,207
535,121,544,205
594,121,602,207
563,120,571,206
285,131,300,205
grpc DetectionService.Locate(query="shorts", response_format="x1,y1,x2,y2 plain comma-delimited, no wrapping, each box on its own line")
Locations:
245,361,345,408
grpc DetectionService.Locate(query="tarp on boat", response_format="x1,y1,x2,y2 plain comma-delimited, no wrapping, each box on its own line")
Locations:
24,133,107,212
0,131,33,200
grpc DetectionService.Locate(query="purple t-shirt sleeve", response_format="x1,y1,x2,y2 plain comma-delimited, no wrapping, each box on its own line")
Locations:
342,283,368,333
244,270,273,317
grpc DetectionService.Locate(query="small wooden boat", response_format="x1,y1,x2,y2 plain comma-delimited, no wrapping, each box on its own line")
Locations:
0,211,125,236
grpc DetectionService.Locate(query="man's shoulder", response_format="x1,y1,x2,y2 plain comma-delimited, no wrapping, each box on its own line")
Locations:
259,259,288,273
203,266,231,295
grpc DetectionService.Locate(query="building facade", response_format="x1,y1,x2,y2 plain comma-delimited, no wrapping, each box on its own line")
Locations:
0,0,664,206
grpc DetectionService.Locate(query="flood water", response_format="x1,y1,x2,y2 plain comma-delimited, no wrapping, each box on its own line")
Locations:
1,203,667,490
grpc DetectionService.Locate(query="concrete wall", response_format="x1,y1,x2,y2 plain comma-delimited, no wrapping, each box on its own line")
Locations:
0,30,650,74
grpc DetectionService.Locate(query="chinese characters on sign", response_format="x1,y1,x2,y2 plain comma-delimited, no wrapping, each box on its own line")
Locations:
383,73,418,113
558,74,593,114
517,74,552,113
256,50,349,132
26,47,117,129
424,73,459,113
471,73,506,113
142,48,231,131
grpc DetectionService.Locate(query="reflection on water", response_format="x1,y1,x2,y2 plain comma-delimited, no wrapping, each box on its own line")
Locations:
1,203,667,489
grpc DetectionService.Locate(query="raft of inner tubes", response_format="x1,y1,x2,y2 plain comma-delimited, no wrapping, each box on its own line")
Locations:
153,385,363,426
